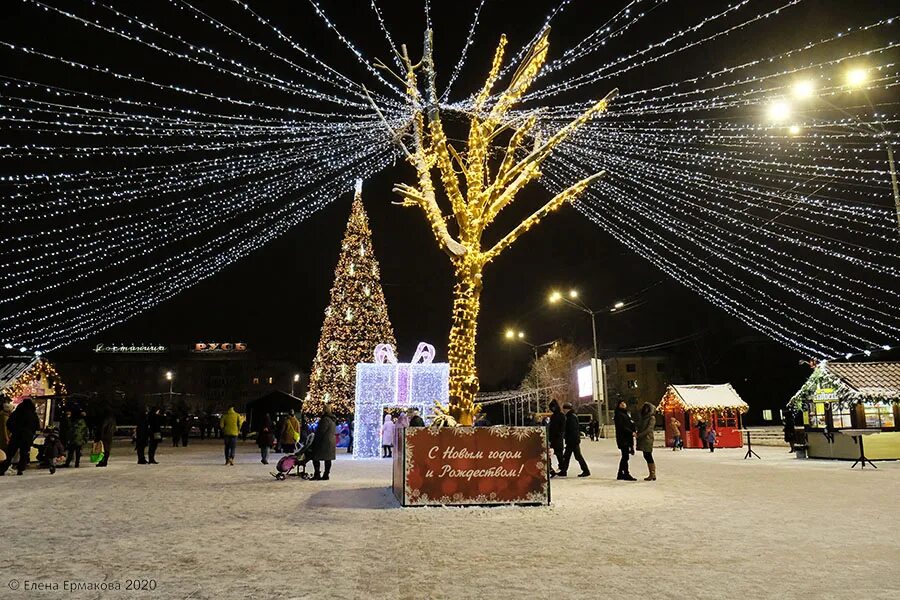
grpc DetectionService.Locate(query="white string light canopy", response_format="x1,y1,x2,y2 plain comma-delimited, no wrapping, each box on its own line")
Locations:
0,0,897,365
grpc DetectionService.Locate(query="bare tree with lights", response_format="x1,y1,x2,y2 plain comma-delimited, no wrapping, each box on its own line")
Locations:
368,31,617,425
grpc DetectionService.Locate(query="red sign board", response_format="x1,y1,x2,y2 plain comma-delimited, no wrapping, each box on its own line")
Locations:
393,426,549,506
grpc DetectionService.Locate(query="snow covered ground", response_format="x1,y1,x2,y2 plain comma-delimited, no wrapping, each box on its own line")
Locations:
2,438,898,600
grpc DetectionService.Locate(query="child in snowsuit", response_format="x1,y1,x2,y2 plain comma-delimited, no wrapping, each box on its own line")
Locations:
707,428,717,453
43,427,65,474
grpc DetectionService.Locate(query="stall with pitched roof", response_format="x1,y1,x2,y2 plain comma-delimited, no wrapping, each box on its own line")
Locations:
790,362,900,460
1,355,67,429
658,384,749,449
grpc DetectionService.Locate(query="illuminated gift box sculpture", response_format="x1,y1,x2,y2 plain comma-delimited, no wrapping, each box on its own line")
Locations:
353,342,448,459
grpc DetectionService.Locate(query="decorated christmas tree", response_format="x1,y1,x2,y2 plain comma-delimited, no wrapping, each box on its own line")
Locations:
304,181,396,416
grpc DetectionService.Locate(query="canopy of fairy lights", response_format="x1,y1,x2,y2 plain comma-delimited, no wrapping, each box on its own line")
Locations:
1,0,898,364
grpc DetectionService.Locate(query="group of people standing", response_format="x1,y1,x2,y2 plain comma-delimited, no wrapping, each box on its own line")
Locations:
614,400,658,481
256,407,337,480
380,408,425,458
546,400,591,478
0,399,115,475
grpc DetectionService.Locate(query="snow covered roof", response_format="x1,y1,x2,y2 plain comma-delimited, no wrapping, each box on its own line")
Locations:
0,355,40,394
823,362,900,399
660,384,749,413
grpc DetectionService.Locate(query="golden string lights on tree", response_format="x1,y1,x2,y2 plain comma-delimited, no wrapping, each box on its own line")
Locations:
369,30,616,425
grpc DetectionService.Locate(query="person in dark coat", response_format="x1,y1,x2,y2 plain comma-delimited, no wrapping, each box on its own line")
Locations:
170,413,182,448
559,403,590,477
310,405,337,480
257,413,274,465
134,408,149,464
614,400,637,481
547,399,566,477
697,417,708,449
148,407,163,464
95,410,116,467
408,409,425,427
783,411,796,452
180,412,191,447
0,399,41,476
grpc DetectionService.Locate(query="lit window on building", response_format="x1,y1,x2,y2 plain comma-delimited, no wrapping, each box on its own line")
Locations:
267,377,273,385
627,379,639,389
252,377,259,385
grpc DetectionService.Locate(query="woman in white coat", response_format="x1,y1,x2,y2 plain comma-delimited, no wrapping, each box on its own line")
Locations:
381,413,396,458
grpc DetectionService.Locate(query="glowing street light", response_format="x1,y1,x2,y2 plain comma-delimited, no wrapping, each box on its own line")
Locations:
614,301,625,309
548,291,562,303
505,329,516,339
165,371,174,404
789,125,802,136
568,290,579,298
291,373,301,396
767,100,792,121
846,68,867,88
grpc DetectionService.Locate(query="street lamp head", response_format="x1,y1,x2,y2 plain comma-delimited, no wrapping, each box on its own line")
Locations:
517,331,525,339
293,373,300,382
614,301,625,309
165,371,173,381
767,100,791,122
505,329,515,339
548,291,561,303
568,289,578,298
792,80,815,99
846,68,867,88
788,125,802,136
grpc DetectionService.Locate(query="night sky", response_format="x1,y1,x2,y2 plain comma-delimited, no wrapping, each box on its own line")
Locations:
3,0,896,408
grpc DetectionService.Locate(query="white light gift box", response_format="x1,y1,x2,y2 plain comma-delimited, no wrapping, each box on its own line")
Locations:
352,342,449,459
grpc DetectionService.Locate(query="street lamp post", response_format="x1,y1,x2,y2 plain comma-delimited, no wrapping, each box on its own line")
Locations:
504,329,557,362
777,69,900,228
549,290,615,429
165,371,173,406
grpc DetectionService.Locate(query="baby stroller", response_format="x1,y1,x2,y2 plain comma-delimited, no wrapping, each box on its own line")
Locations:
271,433,315,481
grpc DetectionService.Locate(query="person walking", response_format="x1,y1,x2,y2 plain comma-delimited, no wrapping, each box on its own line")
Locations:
310,405,337,480
783,411,796,453
279,410,300,454
707,428,717,453
558,403,590,478
547,399,565,477
220,407,243,465
257,413,274,465
64,409,88,468
135,408,149,464
42,427,65,474
1,399,41,475
669,416,682,451
381,413,395,458
697,417,708,449
95,409,116,467
636,402,657,481
614,400,637,481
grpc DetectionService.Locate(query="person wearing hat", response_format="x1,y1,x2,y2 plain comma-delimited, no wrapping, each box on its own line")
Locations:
547,399,566,477
310,405,337,480
64,409,89,468
0,399,41,476
558,403,590,478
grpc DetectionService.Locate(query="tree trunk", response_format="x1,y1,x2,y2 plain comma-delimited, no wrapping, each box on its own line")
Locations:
447,255,483,426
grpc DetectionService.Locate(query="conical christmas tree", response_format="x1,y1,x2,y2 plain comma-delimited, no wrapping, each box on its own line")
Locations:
305,181,397,416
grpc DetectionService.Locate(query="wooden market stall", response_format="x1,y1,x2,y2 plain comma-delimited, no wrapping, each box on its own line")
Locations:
0,355,67,429
658,384,749,449
790,361,899,461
